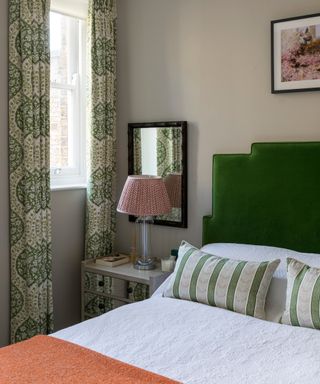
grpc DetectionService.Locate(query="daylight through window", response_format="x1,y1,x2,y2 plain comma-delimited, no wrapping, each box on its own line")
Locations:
50,11,86,187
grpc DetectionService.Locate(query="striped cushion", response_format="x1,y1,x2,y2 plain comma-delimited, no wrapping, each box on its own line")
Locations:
163,241,280,319
281,258,320,329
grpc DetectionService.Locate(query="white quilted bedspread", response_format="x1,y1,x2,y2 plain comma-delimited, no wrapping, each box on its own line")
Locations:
54,295,320,384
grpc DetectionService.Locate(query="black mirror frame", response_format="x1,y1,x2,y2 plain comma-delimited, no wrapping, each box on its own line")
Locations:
128,121,188,228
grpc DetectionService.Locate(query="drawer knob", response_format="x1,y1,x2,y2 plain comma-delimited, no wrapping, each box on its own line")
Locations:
98,281,105,287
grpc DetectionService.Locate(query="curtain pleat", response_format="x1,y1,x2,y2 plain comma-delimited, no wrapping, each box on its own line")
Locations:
85,0,117,259
133,128,142,174
9,0,53,343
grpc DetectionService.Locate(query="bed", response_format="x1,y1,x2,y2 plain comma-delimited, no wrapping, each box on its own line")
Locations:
3,142,320,383
54,245,320,384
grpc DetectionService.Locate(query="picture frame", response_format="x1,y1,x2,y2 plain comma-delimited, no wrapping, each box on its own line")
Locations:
271,13,320,93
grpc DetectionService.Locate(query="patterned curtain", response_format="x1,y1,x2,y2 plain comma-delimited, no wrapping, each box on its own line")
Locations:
9,0,53,343
157,128,182,177
85,0,117,259
133,128,142,174
156,128,182,222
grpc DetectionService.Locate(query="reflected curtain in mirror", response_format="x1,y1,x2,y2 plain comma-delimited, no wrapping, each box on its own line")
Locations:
157,128,182,177
133,128,142,175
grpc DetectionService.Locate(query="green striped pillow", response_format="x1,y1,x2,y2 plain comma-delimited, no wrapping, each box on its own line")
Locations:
163,241,280,319
281,258,320,329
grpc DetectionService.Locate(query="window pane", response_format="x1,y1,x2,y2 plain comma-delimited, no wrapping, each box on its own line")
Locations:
50,11,79,171
50,87,72,169
49,10,86,186
50,12,79,84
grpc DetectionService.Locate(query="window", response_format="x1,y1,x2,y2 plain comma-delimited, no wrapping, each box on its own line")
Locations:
50,11,86,188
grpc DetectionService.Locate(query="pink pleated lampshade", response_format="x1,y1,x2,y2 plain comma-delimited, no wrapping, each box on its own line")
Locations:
117,175,172,216
164,173,182,208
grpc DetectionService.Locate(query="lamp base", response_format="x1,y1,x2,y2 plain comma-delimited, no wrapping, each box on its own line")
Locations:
134,258,156,270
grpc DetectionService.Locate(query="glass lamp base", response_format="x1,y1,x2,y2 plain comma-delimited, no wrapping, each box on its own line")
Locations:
134,258,156,270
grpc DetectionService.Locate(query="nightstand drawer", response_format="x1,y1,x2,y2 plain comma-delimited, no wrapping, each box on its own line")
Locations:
84,271,128,296
85,271,107,293
84,292,126,318
83,272,129,318
85,272,111,294
127,282,149,302
81,260,169,321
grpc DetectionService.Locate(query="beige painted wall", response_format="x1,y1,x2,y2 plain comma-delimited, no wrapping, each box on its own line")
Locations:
115,0,320,257
51,190,85,332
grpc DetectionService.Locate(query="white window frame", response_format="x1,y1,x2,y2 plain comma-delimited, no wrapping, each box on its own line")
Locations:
50,11,87,189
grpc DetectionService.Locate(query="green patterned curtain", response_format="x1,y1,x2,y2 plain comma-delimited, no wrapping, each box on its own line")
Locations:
157,128,182,222
9,0,53,343
133,128,142,174
85,0,117,259
157,128,182,177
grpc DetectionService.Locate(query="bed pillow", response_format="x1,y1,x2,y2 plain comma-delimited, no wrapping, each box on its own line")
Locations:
281,258,320,330
163,241,280,319
200,243,320,322
201,243,320,276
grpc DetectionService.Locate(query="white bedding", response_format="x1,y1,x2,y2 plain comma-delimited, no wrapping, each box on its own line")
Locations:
54,291,320,383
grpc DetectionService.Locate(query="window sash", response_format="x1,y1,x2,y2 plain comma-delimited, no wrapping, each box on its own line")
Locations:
50,11,87,187
51,82,76,91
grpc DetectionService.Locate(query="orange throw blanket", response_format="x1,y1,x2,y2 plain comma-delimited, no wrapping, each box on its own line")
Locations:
0,335,180,384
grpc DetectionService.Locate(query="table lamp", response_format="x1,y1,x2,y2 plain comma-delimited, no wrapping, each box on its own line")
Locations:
117,175,171,270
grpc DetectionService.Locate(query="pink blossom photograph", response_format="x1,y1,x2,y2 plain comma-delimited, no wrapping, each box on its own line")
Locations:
281,25,320,82
272,14,320,93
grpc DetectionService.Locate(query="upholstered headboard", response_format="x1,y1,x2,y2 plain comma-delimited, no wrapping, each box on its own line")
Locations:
203,142,320,254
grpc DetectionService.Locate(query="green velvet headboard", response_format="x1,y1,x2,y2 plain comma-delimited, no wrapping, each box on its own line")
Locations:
203,142,320,254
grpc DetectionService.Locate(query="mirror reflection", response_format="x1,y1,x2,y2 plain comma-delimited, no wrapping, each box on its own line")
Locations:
129,121,187,228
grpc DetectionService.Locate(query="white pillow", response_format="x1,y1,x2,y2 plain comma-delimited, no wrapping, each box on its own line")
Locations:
200,243,320,322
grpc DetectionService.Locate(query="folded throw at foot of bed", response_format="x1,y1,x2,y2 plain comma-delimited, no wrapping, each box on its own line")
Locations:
0,335,180,384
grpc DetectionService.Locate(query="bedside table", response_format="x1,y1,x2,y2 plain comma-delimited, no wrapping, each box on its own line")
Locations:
81,260,171,321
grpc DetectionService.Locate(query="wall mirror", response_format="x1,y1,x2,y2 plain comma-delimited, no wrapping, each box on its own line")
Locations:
128,121,187,228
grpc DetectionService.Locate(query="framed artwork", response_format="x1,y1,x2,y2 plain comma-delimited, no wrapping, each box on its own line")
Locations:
271,13,320,93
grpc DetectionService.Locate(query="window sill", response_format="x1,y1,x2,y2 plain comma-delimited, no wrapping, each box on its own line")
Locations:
51,184,87,192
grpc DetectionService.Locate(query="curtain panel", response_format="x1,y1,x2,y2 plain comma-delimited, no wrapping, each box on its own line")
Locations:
8,0,53,343
133,128,142,175
157,128,183,178
156,128,183,222
85,0,117,259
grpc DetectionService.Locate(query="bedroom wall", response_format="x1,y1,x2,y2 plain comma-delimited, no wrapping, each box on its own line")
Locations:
51,189,85,332
115,0,320,257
